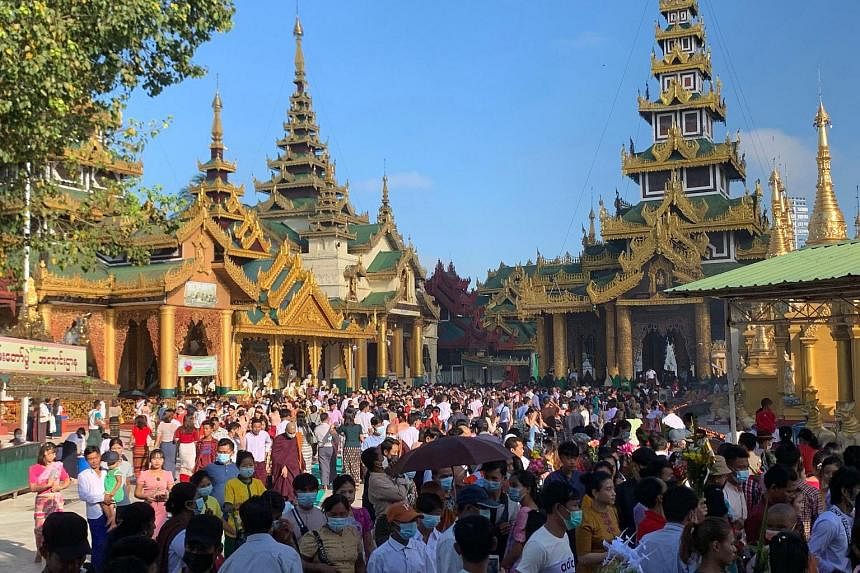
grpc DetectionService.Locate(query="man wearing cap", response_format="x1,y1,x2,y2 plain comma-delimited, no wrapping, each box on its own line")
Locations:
435,485,500,573
39,511,91,573
367,503,429,573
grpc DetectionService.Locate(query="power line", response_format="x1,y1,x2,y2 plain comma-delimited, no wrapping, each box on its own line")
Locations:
557,0,650,256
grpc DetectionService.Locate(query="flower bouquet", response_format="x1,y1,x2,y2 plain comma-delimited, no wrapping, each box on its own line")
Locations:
598,535,646,573
679,423,714,497
586,439,600,463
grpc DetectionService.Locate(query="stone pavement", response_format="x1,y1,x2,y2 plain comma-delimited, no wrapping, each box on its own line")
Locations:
0,489,87,572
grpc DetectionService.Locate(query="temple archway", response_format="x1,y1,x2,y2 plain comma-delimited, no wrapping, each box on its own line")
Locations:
641,330,666,374
666,327,691,376
180,319,210,356
117,320,156,392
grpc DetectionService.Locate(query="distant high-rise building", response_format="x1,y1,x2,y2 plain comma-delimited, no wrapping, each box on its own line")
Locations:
788,196,809,249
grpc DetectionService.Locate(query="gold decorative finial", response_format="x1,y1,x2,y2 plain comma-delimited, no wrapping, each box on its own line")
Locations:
210,89,224,152
378,174,393,225
293,15,305,89
855,185,860,240
587,205,596,245
766,170,788,257
294,14,303,37
807,98,848,245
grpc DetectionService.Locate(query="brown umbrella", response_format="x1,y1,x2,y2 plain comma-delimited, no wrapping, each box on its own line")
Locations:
392,435,512,473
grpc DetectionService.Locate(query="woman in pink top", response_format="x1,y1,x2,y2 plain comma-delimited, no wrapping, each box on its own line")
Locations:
28,443,71,563
134,448,174,537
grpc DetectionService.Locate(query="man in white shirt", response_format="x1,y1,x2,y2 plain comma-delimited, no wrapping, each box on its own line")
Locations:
437,396,452,424
220,496,302,573
398,413,421,449
368,503,429,573
357,401,374,436
77,446,110,572
661,404,685,430
242,418,272,482
517,481,578,573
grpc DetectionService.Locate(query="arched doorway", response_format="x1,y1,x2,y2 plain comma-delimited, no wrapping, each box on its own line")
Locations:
179,319,211,394
641,330,666,374
118,320,157,392
666,328,691,376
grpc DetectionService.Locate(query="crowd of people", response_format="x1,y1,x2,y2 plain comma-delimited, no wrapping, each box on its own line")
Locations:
24,381,860,573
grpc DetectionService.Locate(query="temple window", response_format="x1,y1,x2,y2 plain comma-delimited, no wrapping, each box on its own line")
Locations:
682,110,699,135
681,37,692,52
681,72,695,90
668,11,677,23
656,113,674,139
685,166,711,190
678,10,688,23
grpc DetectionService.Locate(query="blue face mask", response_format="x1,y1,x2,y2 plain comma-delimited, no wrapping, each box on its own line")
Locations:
198,485,213,498
439,476,454,491
507,487,523,502
562,508,583,530
482,478,502,492
297,491,318,508
216,453,231,464
403,471,416,480
398,521,418,539
421,514,441,530
376,426,386,437
479,508,492,521
238,466,254,479
735,469,750,484
327,516,353,532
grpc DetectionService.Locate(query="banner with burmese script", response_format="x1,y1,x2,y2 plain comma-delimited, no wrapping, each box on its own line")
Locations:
0,336,87,376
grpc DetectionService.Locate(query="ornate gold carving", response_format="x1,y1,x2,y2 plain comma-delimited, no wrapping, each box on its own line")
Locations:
650,43,711,76
622,133,745,177
223,255,261,300
651,123,701,162
586,271,644,305
654,21,705,42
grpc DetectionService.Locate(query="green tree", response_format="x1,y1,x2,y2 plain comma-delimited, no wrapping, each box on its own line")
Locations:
0,0,235,279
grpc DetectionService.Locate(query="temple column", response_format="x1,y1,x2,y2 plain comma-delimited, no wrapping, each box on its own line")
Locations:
535,316,547,377
605,303,617,377
104,308,116,385
308,338,322,383
774,325,789,419
159,305,176,397
695,301,712,379
833,322,854,404
135,324,148,389
269,335,283,389
376,320,388,382
617,305,633,379
342,344,353,390
231,336,242,390
552,313,566,381
218,310,232,394
392,324,404,378
356,338,368,387
799,329,818,401
40,304,52,340
411,321,424,381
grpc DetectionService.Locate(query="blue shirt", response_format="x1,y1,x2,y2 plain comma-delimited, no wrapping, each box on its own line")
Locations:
204,461,239,507
636,522,689,573
543,469,584,497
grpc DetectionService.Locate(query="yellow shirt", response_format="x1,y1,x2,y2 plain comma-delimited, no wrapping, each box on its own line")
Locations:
200,495,222,519
224,477,266,538
575,495,620,573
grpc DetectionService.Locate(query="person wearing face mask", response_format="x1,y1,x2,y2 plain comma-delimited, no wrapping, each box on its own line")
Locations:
180,514,223,573
361,417,387,451
367,503,429,573
636,485,702,573
203,438,239,510
223,451,266,557
412,492,444,570
272,422,305,501
478,461,519,560
435,485,501,573
364,442,412,546
809,465,860,573
298,494,365,573
720,444,750,535
220,495,303,573
501,470,540,572
516,481,579,573
284,472,327,540
156,482,197,573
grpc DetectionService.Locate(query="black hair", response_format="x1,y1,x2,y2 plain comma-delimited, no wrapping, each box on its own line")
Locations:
642,458,672,479
777,425,793,443
239,496,274,535
454,515,494,564
184,514,223,551
165,482,197,514
217,437,235,450
844,446,860,470
333,474,356,491
235,450,254,468
768,530,810,573
190,470,210,487
480,460,508,476
662,485,700,523
830,466,860,505
321,493,351,513
774,443,801,468
103,556,150,573
83,445,101,459
539,480,580,514
634,477,666,509
764,465,795,490
524,510,547,539
260,490,285,515
721,444,749,465
416,492,444,513
106,535,159,568
510,469,538,501
737,432,757,451
581,471,613,498
111,502,155,539
293,472,320,491
557,441,580,458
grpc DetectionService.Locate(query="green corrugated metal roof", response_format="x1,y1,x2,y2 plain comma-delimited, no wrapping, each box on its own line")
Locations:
361,291,396,307
347,223,381,247
670,240,860,296
367,250,403,272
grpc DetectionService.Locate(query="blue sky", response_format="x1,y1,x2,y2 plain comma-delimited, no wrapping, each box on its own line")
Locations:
125,0,860,283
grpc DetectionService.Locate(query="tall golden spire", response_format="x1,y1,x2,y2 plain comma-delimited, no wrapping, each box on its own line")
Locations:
778,177,794,251
587,205,597,245
766,170,788,257
210,90,224,156
807,99,848,245
293,15,305,92
378,174,393,225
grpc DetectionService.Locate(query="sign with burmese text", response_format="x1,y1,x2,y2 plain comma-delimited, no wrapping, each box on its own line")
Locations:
0,336,87,376
177,354,218,377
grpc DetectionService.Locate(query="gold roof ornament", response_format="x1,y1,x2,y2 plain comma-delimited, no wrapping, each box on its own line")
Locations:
807,99,848,245
767,170,788,258
587,204,597,245
377,174,394,225
778,176,794,252
294,15,305,88
211,90,224,152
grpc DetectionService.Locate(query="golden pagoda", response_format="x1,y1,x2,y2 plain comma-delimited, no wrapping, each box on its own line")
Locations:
476,0,769,383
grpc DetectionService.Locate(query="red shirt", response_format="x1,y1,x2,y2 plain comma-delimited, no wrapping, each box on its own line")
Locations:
132,426,152,447
636,509,667,541
175,427,198,444
799,443,818,476
755,409,776,434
